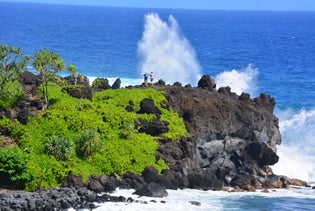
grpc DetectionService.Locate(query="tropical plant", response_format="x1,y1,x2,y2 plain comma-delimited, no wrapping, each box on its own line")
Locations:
68,64,78,85
92,78,101,89
0,44,29,109
77,128,102,158
0,146,33,189
120,121,135,139
33,49,65,108
44,135,74,161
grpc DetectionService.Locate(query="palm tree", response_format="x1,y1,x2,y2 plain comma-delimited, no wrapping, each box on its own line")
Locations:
33,49,65,108
68,64,78,85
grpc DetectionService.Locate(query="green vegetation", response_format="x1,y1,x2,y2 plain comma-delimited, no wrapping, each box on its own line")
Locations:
0,44,29,110
68,64,78,85
0,83,188,191
33,49,65,108
0,44,188,191
0,146,33,189
77,128,102,158
44,135,75,161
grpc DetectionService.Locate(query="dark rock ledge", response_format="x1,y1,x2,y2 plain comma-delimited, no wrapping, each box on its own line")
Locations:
0,73,311,210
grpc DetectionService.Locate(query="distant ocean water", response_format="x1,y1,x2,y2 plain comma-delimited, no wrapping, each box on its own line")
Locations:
1,2,315,210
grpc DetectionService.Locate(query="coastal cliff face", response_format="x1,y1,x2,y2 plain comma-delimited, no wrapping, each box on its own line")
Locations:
156,75,282,189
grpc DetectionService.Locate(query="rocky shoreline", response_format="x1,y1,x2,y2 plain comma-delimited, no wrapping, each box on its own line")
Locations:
0,72,311,210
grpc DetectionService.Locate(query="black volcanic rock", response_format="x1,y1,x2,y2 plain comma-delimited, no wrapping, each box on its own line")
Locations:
142,166,159,183
138,118,169,136
246,142,279,167
112,78,121,89
161,77,282,188
137,98,162,117
133,182,168,198
198,75,216,91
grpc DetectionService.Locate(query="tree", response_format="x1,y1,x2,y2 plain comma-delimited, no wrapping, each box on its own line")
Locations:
33,49,65,108
68,64,78,85
0,44,29,109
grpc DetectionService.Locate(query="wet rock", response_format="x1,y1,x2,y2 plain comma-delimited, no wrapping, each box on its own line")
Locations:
190,201,201,206
133,182,168,198
246,142,279,167
289,178,309,187
188,172,223,190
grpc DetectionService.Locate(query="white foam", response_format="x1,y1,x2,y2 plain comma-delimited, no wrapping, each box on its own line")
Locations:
215,64,258,96
137,13,202,86
273,108,315,183
68,187,315,211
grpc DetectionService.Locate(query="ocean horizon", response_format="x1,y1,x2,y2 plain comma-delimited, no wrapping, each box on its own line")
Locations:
1,1,315,210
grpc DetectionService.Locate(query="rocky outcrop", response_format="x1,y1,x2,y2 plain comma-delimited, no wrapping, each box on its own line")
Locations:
0,71,43,124
133,182,168,197
112,78,121,90
157,74,282,189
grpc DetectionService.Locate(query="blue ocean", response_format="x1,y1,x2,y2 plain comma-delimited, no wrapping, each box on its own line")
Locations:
1,2,314,210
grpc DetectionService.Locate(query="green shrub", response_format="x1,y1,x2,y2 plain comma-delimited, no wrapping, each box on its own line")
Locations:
44,135,74,161
77,128,102,158
24,154,68,191
0,146,33,189
0,81,24,110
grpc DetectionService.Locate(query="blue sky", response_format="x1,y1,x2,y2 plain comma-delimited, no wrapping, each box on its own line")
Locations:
2,0,315,11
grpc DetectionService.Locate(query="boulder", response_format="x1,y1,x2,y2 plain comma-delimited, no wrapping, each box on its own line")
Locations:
188,172,223,190
137,98,162,117
97,78,111,90
99,174,118,192
112,78,121,89
230,174,257,190
142,166,159,183
119,173,146,190
246,142,279,167
198,75,216,91
62,172,84,189
62,85,92,101
88,175,104,193
138,118,169,136
133,182,168,198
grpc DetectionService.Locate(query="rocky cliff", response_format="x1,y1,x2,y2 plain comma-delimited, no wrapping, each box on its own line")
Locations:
155,75,282,190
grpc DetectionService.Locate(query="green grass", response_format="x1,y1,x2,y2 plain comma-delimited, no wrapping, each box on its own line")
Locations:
0,84,188,190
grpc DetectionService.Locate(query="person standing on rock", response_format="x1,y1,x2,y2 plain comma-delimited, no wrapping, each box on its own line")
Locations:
150,72,154,85
143,72,149,86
